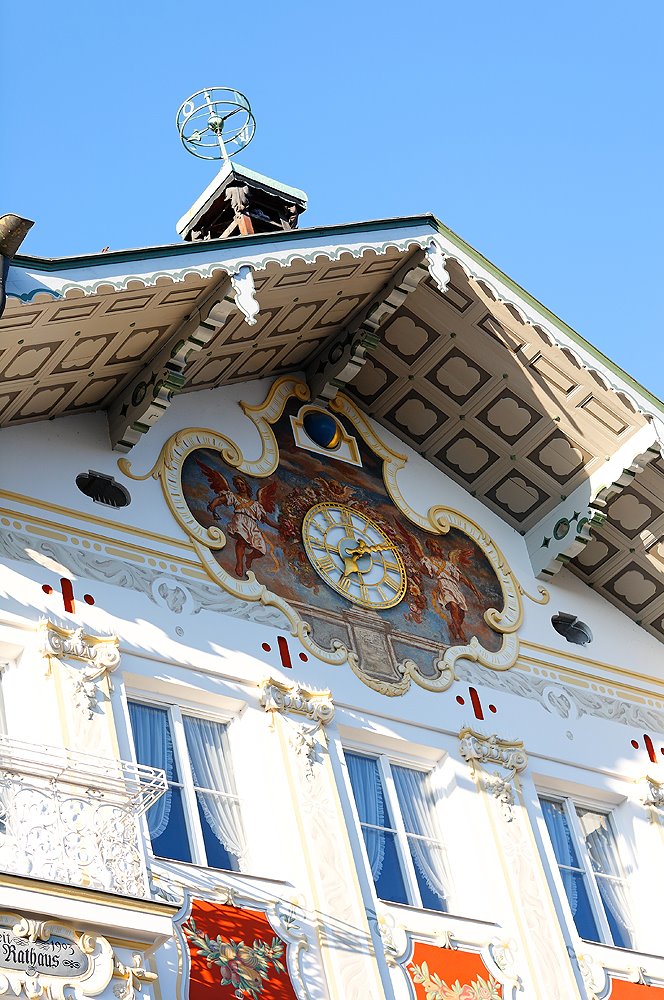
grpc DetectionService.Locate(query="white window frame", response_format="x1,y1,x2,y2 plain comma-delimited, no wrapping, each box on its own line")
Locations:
539,793,632,948
345,748,449,911
128,696,242,870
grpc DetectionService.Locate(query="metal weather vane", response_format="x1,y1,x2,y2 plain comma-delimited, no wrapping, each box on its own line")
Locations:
176,87,256,162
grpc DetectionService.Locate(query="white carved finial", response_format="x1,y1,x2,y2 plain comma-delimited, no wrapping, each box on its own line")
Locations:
425,240,451,293
231,265,259,326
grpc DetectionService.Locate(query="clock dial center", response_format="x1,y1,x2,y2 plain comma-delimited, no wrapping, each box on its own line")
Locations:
302,502,407,610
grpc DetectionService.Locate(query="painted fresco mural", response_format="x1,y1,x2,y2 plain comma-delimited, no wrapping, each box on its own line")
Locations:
181,407,503,650
183,900,297,1000
406,941,502,999
126,378,531,694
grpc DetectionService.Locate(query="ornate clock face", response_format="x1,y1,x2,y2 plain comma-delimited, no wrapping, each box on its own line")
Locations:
302,502,407,610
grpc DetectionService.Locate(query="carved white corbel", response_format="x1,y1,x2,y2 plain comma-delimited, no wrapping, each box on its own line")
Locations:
230,265,259,325
113,954,158,1000
260,677,335,725
40,620,120,720
642,775,664,812
459,728,528,821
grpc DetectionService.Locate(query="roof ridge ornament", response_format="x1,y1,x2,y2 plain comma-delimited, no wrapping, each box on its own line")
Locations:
176,87,256,163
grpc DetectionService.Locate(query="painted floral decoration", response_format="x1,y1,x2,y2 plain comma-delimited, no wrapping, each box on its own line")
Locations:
184,919,287,999
410,961,501,1000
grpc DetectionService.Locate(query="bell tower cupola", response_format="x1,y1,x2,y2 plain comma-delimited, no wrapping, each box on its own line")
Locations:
175,87,307,242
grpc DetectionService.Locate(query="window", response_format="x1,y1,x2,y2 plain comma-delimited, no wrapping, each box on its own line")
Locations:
345,751,450,912
540,797,633,949
128,701,245,871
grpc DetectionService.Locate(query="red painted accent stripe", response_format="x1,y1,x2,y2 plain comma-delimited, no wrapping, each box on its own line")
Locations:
277,636,292,669
645,734,657,764
469,687,484,721
60,578,75,613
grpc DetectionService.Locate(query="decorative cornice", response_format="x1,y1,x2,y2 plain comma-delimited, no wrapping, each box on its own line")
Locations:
260,677,335,725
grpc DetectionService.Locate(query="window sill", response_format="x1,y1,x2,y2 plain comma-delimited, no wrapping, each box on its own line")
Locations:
149,856,294,897
581,940,664,975
379,899,499,933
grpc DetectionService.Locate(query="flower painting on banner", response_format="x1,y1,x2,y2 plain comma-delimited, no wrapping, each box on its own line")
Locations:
407,941,502,1000
183,900,297,1000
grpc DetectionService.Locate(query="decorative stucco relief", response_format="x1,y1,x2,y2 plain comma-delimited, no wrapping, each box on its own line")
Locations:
458,727,581,1000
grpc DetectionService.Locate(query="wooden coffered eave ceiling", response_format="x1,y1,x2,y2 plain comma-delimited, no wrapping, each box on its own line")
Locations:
3,214,664,641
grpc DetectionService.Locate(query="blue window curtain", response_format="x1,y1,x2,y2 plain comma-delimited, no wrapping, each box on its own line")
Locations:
392,765,451,908
128,702,174,840
182,716,246,864
345,752,386,879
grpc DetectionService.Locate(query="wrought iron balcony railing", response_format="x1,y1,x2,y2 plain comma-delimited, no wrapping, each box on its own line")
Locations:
0,736,167,898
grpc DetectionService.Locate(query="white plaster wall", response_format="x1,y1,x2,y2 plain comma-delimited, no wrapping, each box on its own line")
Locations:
1,376,664,998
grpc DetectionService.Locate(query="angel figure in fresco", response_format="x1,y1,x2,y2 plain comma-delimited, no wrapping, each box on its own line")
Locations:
196,460,280,577
423,541,482,643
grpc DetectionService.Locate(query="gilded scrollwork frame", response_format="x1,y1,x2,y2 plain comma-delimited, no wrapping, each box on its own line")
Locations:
120,376,546,692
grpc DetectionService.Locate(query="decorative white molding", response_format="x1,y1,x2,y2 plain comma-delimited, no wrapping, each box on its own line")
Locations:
260,677,335,725
113,955,158,1000
230,265,259,325
643,775,664,810
459,728,528,783
425,239,451,293
576,951,610,1000
0,913,115,999
459,730,528,822
40,620,121,720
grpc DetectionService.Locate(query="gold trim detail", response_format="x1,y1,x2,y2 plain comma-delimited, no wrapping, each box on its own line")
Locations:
122,376,537,688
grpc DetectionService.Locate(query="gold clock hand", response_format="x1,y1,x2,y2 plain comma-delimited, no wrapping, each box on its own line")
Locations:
346,541,395,557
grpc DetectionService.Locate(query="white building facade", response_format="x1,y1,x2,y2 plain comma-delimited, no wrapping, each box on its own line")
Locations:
1,185,664,1000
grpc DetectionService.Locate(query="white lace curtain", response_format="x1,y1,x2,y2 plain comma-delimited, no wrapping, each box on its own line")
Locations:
345,753,386,878
541,799,579,914
128,702,173,839
392,765,451,908
582,814,634,948
182,716,246,863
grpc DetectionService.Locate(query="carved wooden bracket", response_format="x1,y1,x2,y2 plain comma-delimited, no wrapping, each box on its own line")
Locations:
109,268,258,452
306,247,449,402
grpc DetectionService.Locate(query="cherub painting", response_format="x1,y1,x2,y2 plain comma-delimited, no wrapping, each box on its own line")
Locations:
196,460,279,577
423,541,482,643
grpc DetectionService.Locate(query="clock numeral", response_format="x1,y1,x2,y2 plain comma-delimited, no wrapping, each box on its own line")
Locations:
309,538,327,551
322,508,336,526
376,585,387,602
339,508,353,526
316,555,336,573
383,559,400,573
359,582,371,603
337,575,352,593
383,575,401,593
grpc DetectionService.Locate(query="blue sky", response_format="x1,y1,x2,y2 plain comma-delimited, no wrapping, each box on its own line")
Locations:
2,2,663,398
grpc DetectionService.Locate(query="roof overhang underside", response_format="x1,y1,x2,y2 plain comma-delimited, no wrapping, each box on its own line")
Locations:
3,215,664,641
